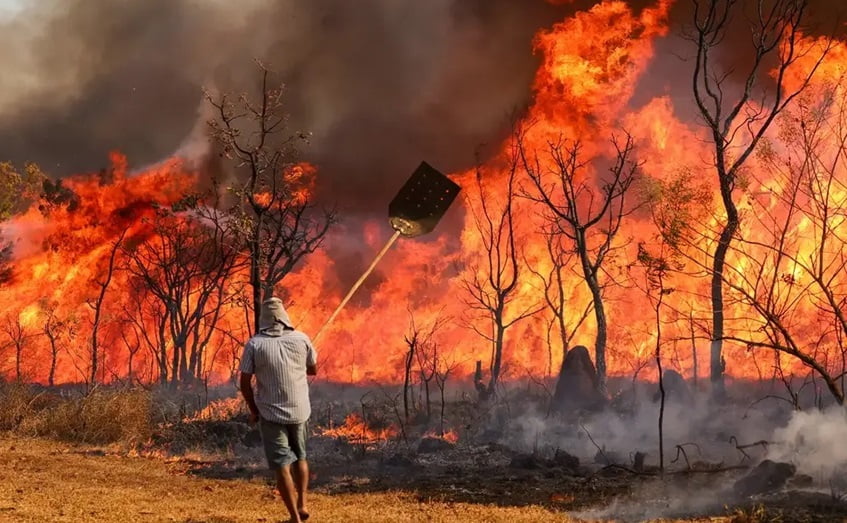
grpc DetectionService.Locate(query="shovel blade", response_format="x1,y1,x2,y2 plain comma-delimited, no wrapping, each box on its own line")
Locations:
388,161,461,237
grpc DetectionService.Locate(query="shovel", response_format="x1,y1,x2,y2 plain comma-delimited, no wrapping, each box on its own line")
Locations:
312,161,460,342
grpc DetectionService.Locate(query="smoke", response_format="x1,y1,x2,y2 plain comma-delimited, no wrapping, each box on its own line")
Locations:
497,386,781,466
3,0,842,214
767,406,847,480
0,0,571,213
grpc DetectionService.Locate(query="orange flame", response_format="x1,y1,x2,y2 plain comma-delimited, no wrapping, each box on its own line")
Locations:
424,429,459,444
2,1,847,389
319,413,397,445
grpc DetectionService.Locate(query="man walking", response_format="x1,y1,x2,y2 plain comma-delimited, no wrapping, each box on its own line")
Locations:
240,297,317,523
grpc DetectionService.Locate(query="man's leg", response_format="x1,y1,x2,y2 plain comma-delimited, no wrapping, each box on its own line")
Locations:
292,459,309,516
274,465,301,523
288,422,310,519
261,420,301,523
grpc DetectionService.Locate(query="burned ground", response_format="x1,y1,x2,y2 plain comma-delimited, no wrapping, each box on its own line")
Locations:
3,379,847,521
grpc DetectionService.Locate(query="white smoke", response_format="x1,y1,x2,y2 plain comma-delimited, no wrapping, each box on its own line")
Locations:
767,406,847,481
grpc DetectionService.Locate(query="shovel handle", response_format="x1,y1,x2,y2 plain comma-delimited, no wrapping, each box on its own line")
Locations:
312,230,402,343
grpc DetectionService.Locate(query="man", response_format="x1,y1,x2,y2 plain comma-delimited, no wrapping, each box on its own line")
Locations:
240,297,317,523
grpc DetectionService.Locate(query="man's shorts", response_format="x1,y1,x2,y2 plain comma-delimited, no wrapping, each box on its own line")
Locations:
259,419,308,469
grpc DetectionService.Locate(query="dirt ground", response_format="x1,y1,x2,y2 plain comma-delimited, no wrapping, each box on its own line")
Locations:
3,435,846,522
0,437,573,523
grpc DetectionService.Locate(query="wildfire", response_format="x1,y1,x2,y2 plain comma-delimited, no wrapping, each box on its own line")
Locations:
423,430,459,444
188,397,246,422
319,414,398,445
2,1,847,391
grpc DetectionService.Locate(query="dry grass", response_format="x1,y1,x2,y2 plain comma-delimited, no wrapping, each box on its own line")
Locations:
0,437,582,523
0,384,153,446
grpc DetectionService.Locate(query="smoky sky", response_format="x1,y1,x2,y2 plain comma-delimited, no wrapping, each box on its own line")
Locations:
1,0,843,217
0,0,574,215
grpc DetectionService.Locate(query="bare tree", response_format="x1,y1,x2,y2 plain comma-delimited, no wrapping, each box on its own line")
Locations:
119,320,144,385
714,83,847,405
433,347,461,438
87,229,126,388
402,326,418,421
521,131,640,393
205,62,336,333
462,136,541,397
124,290,170,385
687,0,830,398
39,302,78,388
410,312,449,422
124,209,241,386
637,238,685,474
3,316,32,382
526,228,593,377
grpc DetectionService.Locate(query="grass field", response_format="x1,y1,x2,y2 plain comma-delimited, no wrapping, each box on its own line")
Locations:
0,437,586,523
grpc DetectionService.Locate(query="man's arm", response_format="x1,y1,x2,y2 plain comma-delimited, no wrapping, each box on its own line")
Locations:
239,372,260,419
238,341,258,420
306,337,318,376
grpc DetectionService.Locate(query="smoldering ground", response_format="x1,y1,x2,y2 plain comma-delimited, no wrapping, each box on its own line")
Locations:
490,384,847,521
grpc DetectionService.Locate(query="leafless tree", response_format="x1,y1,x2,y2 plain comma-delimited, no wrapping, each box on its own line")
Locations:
3,316,32,382
637,241,684,475
124,290,169,385
686,0,830,398
124,209,242,386
205,62,336,333
521,131,641,394
714,83,847,405
526,228,593,377
39,302,78,388
462,136,541,397
87,229,126,388
410,312,450,422
402,326,418,421
119,320,144,385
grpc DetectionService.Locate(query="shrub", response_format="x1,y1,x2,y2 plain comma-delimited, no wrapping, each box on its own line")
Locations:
0,385,153,446
38,389,153,445
0,382,37,431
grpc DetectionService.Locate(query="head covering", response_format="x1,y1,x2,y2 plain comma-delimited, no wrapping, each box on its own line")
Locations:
259,297,293,335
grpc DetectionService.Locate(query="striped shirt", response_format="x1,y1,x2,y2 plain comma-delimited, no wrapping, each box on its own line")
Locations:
239,330,317,424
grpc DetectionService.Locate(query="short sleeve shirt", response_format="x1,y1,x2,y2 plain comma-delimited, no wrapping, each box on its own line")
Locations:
239,330,317,424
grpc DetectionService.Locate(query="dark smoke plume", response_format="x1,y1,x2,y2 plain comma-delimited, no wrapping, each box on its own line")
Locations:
0,0,572,214
1,0,841,216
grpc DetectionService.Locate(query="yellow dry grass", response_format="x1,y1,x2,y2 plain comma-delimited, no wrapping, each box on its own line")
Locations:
0,437,578,523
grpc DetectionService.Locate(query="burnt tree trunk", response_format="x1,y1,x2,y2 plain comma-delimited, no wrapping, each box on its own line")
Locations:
487,321,506,395
250,213,264,335
403,342,415,421
577,229,607,395
710,192,738,400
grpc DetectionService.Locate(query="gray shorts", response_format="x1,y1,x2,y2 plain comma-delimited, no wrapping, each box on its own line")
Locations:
259,419,308,469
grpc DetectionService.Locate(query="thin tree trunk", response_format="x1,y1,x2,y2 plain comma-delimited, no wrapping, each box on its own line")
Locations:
655,294,666,474
488,322,506,394
689,312,697,389
250,215,264,335
15,342,22,382
403,346,414,421
424,379,431,420
710,215,737,400
590,283,608,395
49,350,57,388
